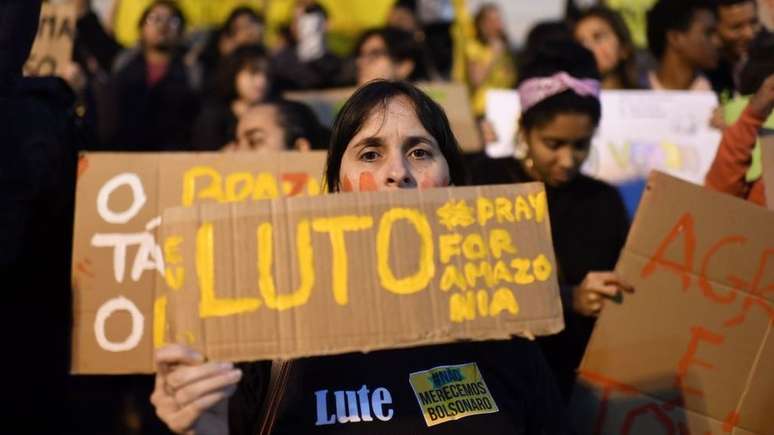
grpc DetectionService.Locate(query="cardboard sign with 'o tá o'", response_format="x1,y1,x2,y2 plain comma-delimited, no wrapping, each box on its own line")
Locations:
570,171,774,434
71,151,326,374
155,183,563,365
24,2,76,77
285,82,483,153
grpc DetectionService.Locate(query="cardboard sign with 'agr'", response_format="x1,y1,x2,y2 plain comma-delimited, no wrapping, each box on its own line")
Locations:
570,172,774,434
24,2,76,77
157,183,563,364
71,152,326,374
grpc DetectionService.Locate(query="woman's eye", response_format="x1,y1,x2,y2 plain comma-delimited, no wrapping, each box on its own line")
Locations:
409,148,432,159
360,151,380,161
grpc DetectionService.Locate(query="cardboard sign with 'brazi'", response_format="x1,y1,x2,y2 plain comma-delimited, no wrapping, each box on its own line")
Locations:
24,2,76,77
157,183,563,364
285,82,483,153
71,152,326,374
570,172,774,434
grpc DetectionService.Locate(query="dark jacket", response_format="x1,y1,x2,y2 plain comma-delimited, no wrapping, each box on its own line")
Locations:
192,99,237,150
230,340,567,434
270,47,349,91
0,1,79,430
101,52,200,150
470,156,630,401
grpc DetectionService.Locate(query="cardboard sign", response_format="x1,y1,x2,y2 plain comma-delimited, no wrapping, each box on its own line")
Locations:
570,172,774,434
485,90,721,186
24,2,76,77
71,151,326,374
156,183,563,364
763,135,773,209
285,82,483,153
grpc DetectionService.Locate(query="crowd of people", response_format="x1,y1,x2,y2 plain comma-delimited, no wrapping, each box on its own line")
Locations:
3,0,773,433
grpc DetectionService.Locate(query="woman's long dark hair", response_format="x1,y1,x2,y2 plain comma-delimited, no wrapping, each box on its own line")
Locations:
575,6,638,89
325,80,466,192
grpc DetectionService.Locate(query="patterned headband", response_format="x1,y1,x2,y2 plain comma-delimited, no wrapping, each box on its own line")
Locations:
517,71,601,112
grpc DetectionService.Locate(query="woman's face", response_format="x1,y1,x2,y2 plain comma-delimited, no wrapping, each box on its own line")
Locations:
338,96,450,192
522,113,595,187
479,7,504,41
356,35,399,86
231,105,286,152
575,16,624,76
235,64,269,104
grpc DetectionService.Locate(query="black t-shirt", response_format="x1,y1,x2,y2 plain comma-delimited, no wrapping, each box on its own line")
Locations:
230,340,567,434
469,155,630,400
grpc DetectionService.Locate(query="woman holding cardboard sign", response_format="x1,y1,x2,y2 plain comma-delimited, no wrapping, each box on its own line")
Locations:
471,39,633,401
151,80,566,434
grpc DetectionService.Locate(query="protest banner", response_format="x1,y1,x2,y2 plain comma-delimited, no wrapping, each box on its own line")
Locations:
24,2,76,77
286,82,483,153
763,135,773,209
570,172,774,434
484,90,721,186
156,183,563,364
71,151,326,374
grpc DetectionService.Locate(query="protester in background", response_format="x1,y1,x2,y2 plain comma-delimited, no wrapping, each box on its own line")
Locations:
470,39,632,400
270,3,347,91
197,6,265,93
574,6,640,89
708,0,761,97
706,31,774,206
150,81,566,434
100,0,199,150
388,1,442,81
1,1,81,432
465,3,516,116
645,0,720,90
355,27,428,85
193,45,274,150
226,99,331,152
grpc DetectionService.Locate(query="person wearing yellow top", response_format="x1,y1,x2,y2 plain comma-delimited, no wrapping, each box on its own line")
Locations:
465,3,516,117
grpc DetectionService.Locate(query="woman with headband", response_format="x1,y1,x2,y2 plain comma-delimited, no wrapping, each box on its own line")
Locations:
471,39,633,401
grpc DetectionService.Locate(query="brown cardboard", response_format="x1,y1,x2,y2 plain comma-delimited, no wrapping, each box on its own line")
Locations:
285,82,483,153
71,151,326,374
570,171,774,434
156,183,563,364
24,2,76,77
762,135,773,210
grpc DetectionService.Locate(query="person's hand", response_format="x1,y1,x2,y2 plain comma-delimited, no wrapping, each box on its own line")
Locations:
62,62,87,95
709,106,727,131
151,344,242,435
748,74,774,120
573,271,634,317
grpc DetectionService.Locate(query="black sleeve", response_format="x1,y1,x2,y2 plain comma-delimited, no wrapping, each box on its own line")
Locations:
228,361,272,435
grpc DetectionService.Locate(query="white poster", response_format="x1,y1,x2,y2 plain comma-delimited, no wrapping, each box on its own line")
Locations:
484,89,722,186
466,0,565,49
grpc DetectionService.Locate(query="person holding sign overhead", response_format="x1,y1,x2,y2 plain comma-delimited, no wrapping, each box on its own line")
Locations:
470,38,633,400
151,80,567,434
